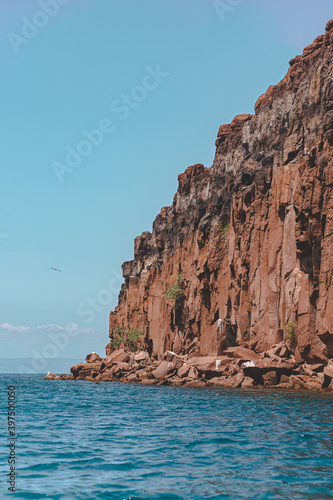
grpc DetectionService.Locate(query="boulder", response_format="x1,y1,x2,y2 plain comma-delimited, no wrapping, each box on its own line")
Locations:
70,363,85,378
225,372,244,388
242,359,296,384
100,370,113,381
140,379,157,385
78,368,98,380
152,361,175,379
134,351,149,362
85,352,101,363
189,356,221,372
324,360,333,378
104,349,130,366
323,360,333,387
241,377,255,388
266,342,290,359
44,372,59,380
177,364,190,378
206,376,227,386
262,371,277,386
185,380,206,388
187,366,199,379
232,347,261,362
76,362,102,379
164,350,176,361
302,363,324,377
280,375,291,384
112,362,131,375
290,374,322,390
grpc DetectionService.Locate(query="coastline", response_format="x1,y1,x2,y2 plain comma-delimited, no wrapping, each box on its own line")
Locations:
45,341,333,391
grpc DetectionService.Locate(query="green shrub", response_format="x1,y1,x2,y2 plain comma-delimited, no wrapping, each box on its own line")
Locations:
163,221,172,232
283,322,296,340
110,326,143,352
165,272,185,310
220,223,230,242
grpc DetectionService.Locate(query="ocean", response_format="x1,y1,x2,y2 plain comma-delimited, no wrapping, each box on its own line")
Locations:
1,374,333,499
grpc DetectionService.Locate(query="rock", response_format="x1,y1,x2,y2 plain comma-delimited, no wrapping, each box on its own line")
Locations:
302,363,324,377
280,375,291,384
326,19,333,32
241,377,255,388
140,379,157,385
189,357,220,372
206,376,225,386
112,362,131,375
266,343,290,359
225,372,244,388
70,362,101,379
85,352,101,363
184,380,206,388
164,350,176,361
100,370,113,381
324,360,333,379
152,361,175,379
134,351,149,362
290,374,322,390
232,347,262,362
70,363,85,379
242,358,297,385
44,372,59,380
126,372,139,382
187,366,199,379
242,360,256,368
104,349,130,366
177,364,190,378
323,360,333,387
262,371,277,387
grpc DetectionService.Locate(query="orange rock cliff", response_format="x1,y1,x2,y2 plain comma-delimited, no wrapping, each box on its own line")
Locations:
106,20,333,365
50,20,333,388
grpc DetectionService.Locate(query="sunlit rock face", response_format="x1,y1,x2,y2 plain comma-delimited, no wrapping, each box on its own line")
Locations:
107,20,333,364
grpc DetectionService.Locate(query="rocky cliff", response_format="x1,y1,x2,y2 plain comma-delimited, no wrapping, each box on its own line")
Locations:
50,20,333,390
106,20,333,366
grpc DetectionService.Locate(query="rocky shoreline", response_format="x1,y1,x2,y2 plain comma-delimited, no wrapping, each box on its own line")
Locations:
46,20,333,389
45,342,333,391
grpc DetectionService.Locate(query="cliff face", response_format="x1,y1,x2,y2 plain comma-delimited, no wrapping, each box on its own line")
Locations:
107,20,333,364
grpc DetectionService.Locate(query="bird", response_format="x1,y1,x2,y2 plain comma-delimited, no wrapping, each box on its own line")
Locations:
50,268,61,272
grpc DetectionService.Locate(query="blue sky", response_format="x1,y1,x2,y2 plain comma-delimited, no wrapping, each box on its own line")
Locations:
1,0,332,366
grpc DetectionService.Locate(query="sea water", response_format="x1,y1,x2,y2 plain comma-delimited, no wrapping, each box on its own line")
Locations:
1,374,333,500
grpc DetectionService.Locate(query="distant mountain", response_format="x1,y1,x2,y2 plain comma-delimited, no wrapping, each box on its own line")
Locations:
0,357,81,374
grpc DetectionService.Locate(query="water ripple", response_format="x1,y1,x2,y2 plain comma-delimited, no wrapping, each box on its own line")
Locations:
1,375,333,499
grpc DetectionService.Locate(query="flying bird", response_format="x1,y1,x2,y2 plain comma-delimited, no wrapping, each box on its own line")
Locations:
50,268,61,272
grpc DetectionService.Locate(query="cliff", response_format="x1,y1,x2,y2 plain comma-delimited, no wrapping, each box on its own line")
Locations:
49,20,333,389
106,20,333,366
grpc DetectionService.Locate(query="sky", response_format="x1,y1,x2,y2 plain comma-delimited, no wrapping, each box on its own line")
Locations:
0,0,332,369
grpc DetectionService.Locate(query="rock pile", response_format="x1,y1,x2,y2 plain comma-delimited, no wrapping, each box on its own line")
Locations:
45,344,333,390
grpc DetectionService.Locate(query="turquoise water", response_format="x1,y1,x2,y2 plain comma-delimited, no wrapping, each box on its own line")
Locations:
1,375,333,500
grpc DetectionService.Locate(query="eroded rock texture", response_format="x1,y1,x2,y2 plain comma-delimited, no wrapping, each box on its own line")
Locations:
108,21,333,364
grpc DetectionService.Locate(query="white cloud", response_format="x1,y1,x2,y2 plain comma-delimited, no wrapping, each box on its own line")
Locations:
36,324,65,332
0,323,31,333
0,322,98,336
